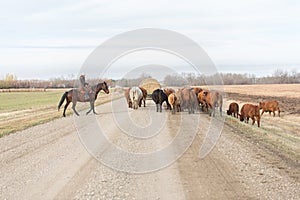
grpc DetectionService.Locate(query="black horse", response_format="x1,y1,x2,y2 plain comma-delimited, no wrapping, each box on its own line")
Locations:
58,82,109,117
152,89,170,112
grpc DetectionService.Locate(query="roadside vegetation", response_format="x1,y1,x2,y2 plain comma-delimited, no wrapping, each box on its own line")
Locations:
223,85,300,174
225,115,300,164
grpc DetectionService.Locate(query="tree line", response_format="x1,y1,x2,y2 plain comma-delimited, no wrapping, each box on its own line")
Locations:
0,74,112,89
163,69,300,86
1,69,299,89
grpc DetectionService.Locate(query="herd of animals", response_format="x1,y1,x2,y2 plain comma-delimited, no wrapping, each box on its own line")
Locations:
125,86,281,128
57,81,281,129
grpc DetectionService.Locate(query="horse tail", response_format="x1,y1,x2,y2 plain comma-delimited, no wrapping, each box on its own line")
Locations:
58,92,68,111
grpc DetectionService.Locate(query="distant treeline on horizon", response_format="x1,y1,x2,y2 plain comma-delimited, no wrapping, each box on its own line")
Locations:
1,69,299,89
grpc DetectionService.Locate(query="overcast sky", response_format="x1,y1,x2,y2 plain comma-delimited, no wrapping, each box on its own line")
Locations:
0,0,300,79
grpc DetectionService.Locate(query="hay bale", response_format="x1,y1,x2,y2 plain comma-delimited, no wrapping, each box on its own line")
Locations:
139,78,161,94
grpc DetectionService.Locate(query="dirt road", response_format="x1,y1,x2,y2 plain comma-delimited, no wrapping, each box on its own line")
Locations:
0,98,299,199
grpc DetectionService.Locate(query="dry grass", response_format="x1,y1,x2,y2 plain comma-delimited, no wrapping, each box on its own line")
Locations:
195,84,300,98
222,84,300,98
222,84,300,164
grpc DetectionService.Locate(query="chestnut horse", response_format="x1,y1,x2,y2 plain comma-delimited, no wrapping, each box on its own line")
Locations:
58,82,109,117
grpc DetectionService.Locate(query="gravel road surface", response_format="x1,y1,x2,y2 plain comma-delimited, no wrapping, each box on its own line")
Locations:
0,98,299,199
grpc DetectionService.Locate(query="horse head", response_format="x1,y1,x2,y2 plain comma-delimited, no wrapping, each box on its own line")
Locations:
97,81,109,94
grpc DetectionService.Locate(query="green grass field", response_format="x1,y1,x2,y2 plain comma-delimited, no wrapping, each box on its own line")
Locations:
0,90,115,137
0,91,63,113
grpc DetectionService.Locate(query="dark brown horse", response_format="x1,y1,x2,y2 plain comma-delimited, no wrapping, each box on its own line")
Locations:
58,82,109,117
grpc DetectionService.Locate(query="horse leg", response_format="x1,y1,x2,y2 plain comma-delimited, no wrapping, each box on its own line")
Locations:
156,104,159,112
160,103,162,112
251,116,255,125
208,104,213,116
172,106,175,114
167,102,171,110
129,101,132,108
63,100,70,117
86,100,92,115
86,101,97,115
205,104,209,113
72,101,80,116
192,104,195,114
201,104,204,112
86,107,92,115
92,101,98,115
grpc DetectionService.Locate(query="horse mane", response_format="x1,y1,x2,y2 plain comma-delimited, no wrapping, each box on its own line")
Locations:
92,82,105,90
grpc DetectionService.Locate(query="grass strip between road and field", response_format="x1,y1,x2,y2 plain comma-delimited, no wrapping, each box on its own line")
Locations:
225,116,300,165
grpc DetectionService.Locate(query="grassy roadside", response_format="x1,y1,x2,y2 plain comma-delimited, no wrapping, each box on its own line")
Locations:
0,90,121,138
224,116,300,164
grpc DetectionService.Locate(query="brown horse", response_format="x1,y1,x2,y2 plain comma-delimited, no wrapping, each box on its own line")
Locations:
58,82,109,117
139,87,147,107
125,87,147,108
181,88,198,114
